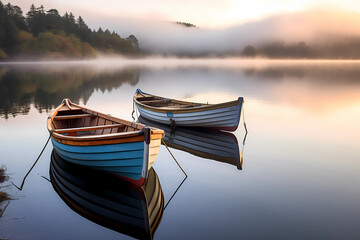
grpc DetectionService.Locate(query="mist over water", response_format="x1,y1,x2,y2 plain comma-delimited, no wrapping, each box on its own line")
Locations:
0,59,360,239
90,8,360,54
2,57,360,118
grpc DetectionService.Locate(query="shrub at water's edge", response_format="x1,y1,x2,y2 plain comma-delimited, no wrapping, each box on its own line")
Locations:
0,1,140,60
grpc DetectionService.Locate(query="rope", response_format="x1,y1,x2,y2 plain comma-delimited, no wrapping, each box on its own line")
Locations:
164,174,187,210
41,175,51,183
161,138,187,209
240,103,247,169
131,99,135,121
242,104,248,145
161,138,187,177
135,102,139,118
0,201,10,217
12,131,53,191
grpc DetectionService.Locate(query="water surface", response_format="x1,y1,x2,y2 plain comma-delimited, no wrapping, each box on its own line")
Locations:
0,59,360,239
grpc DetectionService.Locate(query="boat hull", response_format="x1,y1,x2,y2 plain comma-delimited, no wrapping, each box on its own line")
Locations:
52,139,143,180
51,137,161,184
136,98,243,131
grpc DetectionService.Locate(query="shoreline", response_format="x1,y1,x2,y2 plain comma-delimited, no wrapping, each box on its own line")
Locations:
2,57,360,68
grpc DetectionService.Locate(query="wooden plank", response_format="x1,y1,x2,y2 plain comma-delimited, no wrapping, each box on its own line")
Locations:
83,117,91,128
157,104,195,109
96,118,106,135
136,96,161,101
82,108,143,130
55,124,124,133
103,119,113,134
138,99,166,104
57,106,82,111
54,114,93,120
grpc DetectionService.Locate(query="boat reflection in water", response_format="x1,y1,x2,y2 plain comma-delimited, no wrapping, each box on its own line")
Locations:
50,150,164,240
138,116,243,170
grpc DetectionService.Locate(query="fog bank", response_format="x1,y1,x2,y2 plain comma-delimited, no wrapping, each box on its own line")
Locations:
88,7,360,54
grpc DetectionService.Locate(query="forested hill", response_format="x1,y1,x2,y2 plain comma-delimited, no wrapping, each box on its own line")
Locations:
0,1,140,59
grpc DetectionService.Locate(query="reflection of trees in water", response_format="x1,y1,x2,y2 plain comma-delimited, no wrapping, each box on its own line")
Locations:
0,66,140,119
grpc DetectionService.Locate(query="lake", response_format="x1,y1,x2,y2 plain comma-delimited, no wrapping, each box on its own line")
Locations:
0,58,360,239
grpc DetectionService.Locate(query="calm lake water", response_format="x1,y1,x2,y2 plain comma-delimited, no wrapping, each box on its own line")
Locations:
0,59,360,239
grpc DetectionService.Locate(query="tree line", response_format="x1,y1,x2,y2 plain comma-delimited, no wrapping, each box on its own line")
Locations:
241,40,360,59
0,1,139,59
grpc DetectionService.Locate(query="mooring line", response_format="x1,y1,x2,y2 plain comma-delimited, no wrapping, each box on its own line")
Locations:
164,174,187,210
12,132,52,191
131,99,136,121
0,201,10,217
242,104,248,145
161,138,187,177
161,138,188,209
41,176,51,183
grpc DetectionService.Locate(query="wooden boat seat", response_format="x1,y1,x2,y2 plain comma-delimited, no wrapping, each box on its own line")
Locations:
55,124,124,134
139,99,167,104
54,114,93,120
137,97,161,101
178,104,199,108
157,104,196,109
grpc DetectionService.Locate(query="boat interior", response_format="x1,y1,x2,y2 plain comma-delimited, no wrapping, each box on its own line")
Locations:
52,105,140,137
136,95,204,109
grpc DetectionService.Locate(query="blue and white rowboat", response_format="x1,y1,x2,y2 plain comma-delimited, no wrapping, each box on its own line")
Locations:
47,99,164,185
134,89,244,132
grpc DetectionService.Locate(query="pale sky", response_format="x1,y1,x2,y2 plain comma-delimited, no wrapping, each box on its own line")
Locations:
7,0,360,28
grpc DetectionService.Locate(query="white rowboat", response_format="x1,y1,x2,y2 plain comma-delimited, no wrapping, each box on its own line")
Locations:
134,89,244,132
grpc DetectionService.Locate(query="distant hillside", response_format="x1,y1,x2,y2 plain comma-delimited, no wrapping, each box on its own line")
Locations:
0,1,140,60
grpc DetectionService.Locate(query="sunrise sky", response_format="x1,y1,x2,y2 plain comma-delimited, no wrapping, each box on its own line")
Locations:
8,0,360,28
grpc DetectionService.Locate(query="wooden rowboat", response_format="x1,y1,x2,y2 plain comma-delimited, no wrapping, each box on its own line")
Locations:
47,99,164,185
139,116,243,170
134,89,244,131
50,150,164,240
